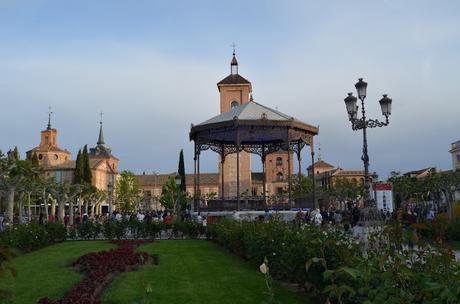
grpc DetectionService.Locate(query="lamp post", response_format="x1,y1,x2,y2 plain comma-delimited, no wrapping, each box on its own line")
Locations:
344,78,392,224
174,173,182,214
107,182,113,215
154,172,159,211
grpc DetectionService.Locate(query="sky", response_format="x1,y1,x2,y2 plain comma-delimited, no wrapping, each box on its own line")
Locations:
0,0,459,180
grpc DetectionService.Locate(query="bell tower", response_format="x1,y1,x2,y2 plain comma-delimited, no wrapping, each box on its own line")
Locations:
26,110,71,167
217,52,252,197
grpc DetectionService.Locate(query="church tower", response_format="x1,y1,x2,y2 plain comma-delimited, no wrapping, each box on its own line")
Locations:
89,115,119,191
26,111,71,167
217,52,252,197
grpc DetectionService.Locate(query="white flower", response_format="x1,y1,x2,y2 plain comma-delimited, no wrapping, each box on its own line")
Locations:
272,252,276,256
259,262,268,274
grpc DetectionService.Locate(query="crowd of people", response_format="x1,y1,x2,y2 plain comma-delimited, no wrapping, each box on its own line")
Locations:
289,204,438,230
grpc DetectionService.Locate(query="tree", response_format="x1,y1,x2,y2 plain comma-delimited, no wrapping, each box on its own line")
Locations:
74,149,83,184
159,176,187,220
82,145,92,184
0,150,36,223
388,171,420,206
178,149,186,192
291,174,314,198
327,178,363,210
114,171,142,213
424,171,460,220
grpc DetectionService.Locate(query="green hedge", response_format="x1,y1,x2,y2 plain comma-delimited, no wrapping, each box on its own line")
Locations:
0,222,67,252
207,219,460,304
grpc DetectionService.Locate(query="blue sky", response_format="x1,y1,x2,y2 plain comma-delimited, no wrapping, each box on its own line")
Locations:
1,0,459,179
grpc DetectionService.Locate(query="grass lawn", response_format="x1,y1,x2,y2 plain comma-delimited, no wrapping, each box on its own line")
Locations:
0,241,114,304
103,240,310,304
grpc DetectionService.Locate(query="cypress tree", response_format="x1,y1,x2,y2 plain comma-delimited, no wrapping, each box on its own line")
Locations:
8,146,20,160
178,149,186,192
82,145,92,184
74,149,83,184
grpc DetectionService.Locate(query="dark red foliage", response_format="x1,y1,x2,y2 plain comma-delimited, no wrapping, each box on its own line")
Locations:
38,240,152,304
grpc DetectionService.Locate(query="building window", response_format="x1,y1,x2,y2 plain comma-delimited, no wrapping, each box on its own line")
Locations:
45,136,49,144
277,187,284,194
276,172,283,182
231,100,239,110
276,157,283,166
38,154,43,160
54,154,59,160
457,154,460,162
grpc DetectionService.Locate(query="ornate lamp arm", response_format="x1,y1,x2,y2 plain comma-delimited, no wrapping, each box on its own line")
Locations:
350,116,389,130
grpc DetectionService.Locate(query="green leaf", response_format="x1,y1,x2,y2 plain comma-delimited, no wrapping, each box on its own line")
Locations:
339,267,360,280
323,270,334,281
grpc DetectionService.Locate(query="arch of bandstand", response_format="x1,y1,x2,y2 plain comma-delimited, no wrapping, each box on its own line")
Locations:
189,101,319,211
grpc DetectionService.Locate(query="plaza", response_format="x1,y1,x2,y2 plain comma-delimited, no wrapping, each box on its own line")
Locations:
1,1,460,304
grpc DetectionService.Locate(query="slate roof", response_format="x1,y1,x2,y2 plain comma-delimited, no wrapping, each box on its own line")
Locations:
307,160,335,169
217,74,251,86
27,145,70,155
197,101,304,126
403,167,436,177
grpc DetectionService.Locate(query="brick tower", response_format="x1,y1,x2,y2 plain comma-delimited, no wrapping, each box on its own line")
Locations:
217,52,252,197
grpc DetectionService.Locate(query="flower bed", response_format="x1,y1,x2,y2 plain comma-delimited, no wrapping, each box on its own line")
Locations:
37,240,152,304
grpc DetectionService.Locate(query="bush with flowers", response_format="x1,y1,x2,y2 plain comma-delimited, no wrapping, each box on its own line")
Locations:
208,219,460,304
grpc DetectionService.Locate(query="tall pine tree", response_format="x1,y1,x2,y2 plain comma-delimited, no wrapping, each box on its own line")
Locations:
82,145,92,184
74,149,83,184
178,149,186,192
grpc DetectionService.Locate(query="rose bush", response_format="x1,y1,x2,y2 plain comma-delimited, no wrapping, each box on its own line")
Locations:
0,222,66,252
207,219,460,304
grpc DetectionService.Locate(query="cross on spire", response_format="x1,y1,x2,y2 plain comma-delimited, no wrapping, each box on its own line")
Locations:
97,111,105,145
231,42,237,55
47,106,53,130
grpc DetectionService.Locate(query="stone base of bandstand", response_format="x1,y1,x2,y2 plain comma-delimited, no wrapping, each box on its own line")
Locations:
352,206,385,243
352,224,383,244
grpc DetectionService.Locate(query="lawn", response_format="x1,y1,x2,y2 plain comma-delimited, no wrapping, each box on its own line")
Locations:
0,240,309,303
0,241,114,304
103,240,309,304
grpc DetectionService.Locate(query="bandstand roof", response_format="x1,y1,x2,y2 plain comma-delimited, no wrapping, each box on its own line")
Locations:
190,101,319,157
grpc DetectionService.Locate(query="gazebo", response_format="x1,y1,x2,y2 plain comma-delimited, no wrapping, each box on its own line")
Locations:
189,99,319,210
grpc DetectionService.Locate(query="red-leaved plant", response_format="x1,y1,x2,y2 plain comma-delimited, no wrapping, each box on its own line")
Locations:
38,240,152,304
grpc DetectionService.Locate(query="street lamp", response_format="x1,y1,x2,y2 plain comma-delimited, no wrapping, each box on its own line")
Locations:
175,173,181,188
107,182,113,215
344,78,392,224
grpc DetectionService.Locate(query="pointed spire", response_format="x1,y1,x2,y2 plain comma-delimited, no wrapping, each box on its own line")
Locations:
97,112,105,145
47,107,53,130
230,42,238,75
